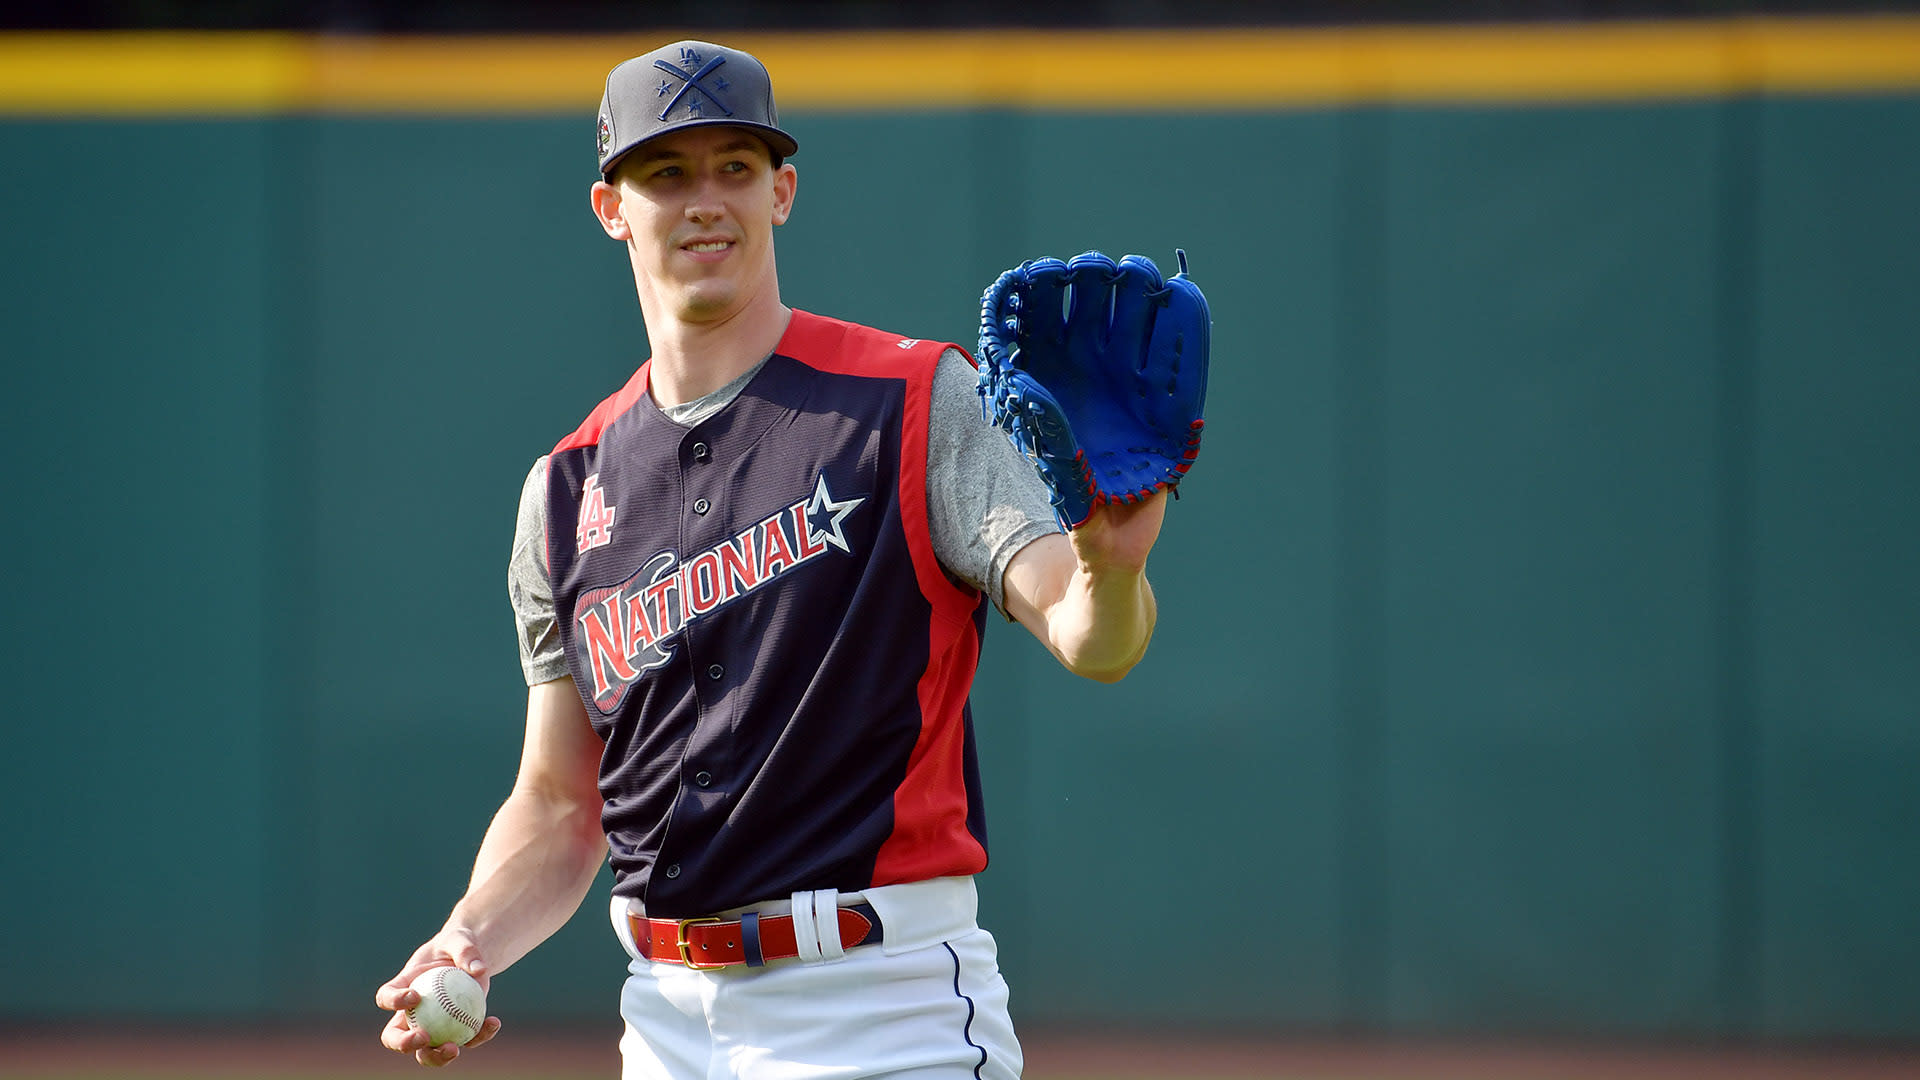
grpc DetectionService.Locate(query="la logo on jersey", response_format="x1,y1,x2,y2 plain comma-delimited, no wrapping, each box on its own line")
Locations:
573,473,865,712
577,473,617,553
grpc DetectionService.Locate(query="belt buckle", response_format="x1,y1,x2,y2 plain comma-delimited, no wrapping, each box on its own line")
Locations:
675,916,726,970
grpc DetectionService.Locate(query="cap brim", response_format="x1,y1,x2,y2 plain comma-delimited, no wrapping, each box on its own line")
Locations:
601,119,799,175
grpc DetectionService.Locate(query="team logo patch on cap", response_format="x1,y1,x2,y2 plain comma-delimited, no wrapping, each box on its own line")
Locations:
597,114,612,156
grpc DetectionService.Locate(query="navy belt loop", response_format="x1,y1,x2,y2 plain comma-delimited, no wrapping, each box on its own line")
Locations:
856,902,884,946
741,910,765,968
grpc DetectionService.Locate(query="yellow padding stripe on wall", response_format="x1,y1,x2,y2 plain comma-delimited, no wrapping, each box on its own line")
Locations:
1,19,1918,113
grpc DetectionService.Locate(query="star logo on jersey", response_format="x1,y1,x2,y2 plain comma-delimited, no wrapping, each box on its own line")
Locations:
576,473,617,554
801,473,863,553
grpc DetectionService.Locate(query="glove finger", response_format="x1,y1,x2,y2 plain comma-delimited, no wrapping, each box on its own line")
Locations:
1014,258,1072,360
1106,253,1166,376
999,370,1095,528
1063,251,1118,353
1142,269,1210,477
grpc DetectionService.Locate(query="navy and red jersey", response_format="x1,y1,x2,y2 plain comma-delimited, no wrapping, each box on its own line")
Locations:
544,310,990,917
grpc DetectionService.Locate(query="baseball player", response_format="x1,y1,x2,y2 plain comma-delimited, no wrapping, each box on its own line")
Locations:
375,39,1205,1080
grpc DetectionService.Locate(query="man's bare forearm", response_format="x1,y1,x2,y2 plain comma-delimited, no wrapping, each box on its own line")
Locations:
446,781,607,976
1045,563,1157,682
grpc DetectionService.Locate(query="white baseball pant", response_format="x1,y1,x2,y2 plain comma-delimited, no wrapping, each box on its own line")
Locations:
609,877,1021,1080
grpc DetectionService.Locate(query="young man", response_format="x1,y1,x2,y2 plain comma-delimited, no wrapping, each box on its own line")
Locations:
376,40,1171,1079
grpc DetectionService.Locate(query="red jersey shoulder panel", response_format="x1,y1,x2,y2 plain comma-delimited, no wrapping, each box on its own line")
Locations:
779,309,954,380
553,360,654,456
776,310,974,615
544,360,651,577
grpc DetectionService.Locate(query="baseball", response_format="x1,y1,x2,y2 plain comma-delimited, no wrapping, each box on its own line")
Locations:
406,966,486,1047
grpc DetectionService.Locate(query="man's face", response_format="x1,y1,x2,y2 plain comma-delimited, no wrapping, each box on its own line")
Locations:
601,125,797,324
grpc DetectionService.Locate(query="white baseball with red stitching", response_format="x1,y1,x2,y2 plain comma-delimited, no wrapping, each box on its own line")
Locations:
405,967,486,1047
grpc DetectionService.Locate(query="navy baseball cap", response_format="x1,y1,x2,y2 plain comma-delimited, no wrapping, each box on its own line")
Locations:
596,41,800,177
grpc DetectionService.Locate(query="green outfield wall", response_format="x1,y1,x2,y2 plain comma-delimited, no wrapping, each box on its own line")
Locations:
2,26,1917,1042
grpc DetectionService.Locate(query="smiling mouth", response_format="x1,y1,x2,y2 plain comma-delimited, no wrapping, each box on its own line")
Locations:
684,240,732,253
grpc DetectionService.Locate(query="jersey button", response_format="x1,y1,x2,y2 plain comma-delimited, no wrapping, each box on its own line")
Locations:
707,664,724,680
694,771,713,787
693,498,710,515
692,441,710,461
663,864,681,879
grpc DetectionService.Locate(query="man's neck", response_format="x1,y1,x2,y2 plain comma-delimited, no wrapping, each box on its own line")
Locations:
643,300,793,408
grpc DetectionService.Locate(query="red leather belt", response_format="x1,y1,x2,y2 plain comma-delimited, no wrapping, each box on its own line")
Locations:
629,902,884,970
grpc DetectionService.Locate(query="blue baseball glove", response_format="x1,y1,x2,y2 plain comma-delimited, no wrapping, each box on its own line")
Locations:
977,249,1210,530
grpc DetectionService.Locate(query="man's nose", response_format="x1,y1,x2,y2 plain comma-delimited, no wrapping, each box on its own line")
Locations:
685,175,726,221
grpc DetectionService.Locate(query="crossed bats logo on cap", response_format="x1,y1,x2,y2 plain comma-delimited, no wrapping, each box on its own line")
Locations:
653,48,734,121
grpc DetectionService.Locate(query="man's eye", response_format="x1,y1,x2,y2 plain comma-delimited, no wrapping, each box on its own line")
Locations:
723,160,749,173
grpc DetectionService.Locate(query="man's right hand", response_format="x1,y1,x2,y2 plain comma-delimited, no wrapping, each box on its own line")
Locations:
376,930,503,1068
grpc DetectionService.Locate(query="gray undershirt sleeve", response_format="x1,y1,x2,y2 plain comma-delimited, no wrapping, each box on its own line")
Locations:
509,458,569,686
924,347,1063,615
507,347,1061,687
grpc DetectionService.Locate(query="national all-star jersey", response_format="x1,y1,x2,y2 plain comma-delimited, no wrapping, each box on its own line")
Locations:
520,310,1057,917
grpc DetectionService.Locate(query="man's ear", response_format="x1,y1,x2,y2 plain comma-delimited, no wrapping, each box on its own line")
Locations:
590,179,632,240
771,163,798,226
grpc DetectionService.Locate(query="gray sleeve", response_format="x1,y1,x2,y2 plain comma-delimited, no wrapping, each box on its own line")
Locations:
509,457,571,686
926,347,1064,615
